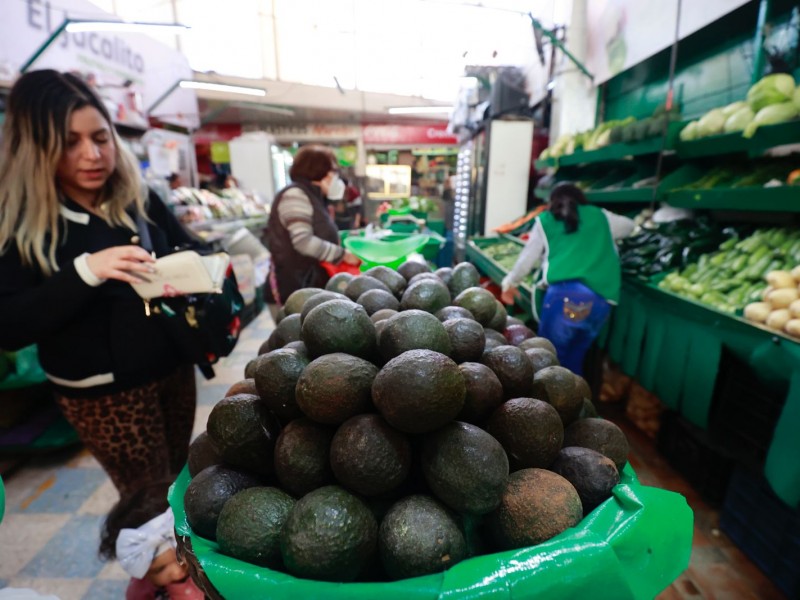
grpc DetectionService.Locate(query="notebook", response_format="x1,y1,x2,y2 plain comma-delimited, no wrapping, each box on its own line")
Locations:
129,251,230,299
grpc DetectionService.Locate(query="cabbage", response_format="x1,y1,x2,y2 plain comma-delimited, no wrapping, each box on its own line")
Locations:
721,101,747,117
794,87,800,111
679,120,699,142
696,108,726,137
746,73,795,112
723,106,755,133
742,101,799,138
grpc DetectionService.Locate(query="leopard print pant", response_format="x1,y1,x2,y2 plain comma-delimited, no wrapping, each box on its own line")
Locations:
55,365,196,499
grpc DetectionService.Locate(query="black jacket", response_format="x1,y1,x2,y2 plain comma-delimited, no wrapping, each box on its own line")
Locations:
0,191,205,397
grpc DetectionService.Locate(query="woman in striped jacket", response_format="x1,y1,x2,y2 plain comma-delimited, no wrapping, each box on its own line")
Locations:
265,145,359,306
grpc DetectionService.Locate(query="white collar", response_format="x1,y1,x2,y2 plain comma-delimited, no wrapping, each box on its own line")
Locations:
59,204,90,225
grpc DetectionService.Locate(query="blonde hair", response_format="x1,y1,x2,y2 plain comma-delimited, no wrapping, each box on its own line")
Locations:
0,70,145,276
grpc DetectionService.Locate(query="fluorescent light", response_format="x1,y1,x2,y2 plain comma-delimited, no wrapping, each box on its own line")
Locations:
65,20,191,34
179,81,266,96
388,106,453,115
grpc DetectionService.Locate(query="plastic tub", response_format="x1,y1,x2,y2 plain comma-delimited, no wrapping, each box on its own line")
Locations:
344,234,431,270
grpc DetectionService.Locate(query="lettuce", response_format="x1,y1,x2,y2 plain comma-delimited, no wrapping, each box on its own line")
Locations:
746,73,795,112
742,101,799,138
697,108,726,137
723,106,755,133
679,120,699,142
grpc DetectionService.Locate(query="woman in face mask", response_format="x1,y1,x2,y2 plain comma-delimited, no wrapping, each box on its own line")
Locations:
265,145,358,309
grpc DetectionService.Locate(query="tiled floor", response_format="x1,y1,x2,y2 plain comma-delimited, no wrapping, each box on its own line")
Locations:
0,308,791,599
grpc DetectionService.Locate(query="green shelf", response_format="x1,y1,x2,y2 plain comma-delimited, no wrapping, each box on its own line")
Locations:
666,185,800,212
585,187,658,203
675,119,800,159
465,237,533,315
534,157,558,169
554,122,682,167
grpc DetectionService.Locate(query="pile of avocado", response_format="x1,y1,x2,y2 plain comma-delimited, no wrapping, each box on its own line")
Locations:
183,260,630,584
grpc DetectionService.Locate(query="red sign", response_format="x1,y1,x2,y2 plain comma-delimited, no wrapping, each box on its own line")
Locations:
362,124,458,145
192,123,243,144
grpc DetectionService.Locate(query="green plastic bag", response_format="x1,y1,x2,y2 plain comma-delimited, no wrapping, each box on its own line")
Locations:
168,465,693,599
0,346,47,390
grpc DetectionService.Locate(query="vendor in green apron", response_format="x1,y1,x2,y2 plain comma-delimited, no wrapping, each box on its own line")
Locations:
501,183,634,374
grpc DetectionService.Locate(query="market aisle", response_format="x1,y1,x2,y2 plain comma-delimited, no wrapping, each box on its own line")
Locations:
0,310,275,600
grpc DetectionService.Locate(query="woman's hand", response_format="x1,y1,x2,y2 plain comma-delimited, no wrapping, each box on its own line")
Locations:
85,246,156,284
342,251,360,266
501,286,520,305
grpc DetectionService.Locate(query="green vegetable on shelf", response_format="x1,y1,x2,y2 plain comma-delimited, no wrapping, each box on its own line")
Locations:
723,106,755,133
746,73,796,112
743,101,799,139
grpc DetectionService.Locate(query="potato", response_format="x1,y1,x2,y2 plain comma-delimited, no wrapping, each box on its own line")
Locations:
762,286,774,301
791,265,800,281
785,319,800,338
767,288,799,310
766,270,796,289
791,299,800,319
744,302,771,323
766,308,791,331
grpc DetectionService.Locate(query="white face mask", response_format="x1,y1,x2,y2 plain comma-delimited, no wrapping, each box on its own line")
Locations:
327,176,346,201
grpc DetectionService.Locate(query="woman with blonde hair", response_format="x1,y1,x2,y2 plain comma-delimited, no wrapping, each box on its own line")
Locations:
0,70,203,499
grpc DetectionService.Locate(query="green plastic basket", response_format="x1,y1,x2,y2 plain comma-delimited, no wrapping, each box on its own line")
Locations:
169,464,693,600
344,234,430,270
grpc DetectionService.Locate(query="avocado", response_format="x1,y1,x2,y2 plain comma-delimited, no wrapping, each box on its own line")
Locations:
344,276,392,302
363,266,407,297
481,346,533,398
301,299,377,360
296,353,378,425
379,495,467,580
284,288,324,315
453,287,497,326
486,468,582,550
407,272,442,286
378,310,451,361
299,291,347,323
254,348,309,422
486,300,508,332
244,357,259,378
456,362,504,424
370,308,398,324
483,337,505,352
187,431,222,478
505,316,526,328
443,318,485,363
486,398,563,470
225,378,257,397
524,347,560,373
273,313,302,347
532,366,583,426
518,336,558,356
216,486,295,568
503,324,535,346
330,414,411,496
281,485,377,582
484,329,507,346
578,397,598,419
421,421,509,515
400,279,451,314
372,349,465,434
398,259,431,281
436,305,475,322
184,465,262,540
283,340,308,358
325,272,354,294
449,262,480,297
563,417,629,471
274,307,286,324
549,446,619,514
434,267,453,288
274,418,336,496
357,289,400,315
206,394,281,475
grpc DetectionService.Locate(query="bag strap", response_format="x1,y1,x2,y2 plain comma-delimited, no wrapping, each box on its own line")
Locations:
135,212,154,253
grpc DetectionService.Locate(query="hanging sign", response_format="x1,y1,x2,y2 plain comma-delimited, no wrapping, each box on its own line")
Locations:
362,124,458,145
586,0,751,85
0,0,198,129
